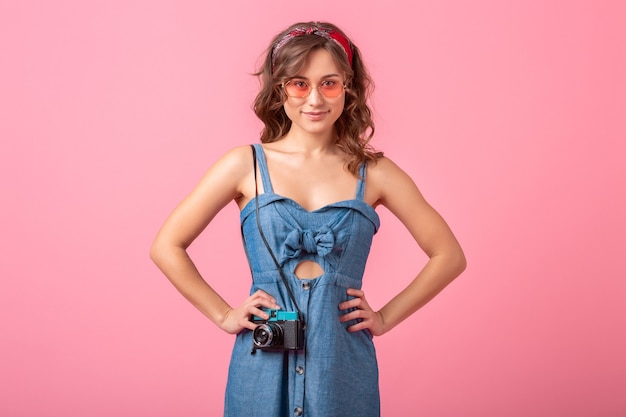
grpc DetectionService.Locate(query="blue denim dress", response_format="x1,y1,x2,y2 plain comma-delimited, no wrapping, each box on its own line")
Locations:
225,144,381,417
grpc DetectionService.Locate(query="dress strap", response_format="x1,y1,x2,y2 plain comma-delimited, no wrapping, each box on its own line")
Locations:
252,144,274,193
356,162,367,200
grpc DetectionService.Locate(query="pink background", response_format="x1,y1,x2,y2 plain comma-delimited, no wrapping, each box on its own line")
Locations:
2,1,625,416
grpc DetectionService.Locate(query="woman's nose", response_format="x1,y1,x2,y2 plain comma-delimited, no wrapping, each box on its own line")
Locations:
306,87,324,105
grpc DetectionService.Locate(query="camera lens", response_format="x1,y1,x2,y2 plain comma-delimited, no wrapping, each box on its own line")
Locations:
252,323,282,348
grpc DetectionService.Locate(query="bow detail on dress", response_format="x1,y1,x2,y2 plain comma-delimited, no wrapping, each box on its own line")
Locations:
280,226,335,264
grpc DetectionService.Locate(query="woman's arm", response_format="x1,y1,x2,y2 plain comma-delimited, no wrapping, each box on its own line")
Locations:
150,145,280,334
339,157,466,335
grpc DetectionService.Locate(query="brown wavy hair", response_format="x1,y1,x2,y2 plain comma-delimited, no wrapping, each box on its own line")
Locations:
253,22,383,175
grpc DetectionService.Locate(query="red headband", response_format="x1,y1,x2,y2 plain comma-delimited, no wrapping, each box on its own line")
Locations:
272,26,353,69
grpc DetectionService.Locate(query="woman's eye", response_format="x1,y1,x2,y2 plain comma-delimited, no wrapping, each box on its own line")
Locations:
293,81,308,88
321,80,336,87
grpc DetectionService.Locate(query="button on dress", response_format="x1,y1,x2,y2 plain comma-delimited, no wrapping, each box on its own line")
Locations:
225,144,381,417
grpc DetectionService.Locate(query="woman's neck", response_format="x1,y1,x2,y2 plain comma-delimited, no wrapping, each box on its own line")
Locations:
280,128,339,156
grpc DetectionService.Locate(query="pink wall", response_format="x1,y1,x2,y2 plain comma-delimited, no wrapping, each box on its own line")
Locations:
2,1,625,416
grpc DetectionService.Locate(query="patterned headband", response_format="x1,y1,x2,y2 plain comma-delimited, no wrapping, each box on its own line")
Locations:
271,26,353,69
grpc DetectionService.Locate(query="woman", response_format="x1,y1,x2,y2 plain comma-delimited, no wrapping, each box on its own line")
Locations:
151,22,466,417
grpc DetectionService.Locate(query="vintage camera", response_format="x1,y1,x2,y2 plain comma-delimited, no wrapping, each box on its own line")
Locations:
250,308,305,351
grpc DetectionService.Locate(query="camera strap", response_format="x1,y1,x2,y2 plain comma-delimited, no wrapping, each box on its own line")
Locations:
248,145,303,315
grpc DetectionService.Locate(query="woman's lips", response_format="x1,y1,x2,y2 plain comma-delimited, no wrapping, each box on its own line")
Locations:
302,111,328,121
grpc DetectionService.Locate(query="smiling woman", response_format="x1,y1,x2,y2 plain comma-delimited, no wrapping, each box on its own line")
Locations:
281,50,346,138
150,21,466,417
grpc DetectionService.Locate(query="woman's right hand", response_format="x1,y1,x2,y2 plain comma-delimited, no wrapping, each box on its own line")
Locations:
219,290,281,334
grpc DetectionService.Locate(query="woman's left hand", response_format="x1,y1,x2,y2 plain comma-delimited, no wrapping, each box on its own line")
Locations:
338,288,385,336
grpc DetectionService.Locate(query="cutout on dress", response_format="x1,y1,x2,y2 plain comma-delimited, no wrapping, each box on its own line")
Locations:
294,260,323,279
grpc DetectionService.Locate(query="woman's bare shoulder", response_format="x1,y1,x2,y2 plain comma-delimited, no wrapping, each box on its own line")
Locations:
367,155,412,186
365,155,423,207
215,144,255,170
190,144,256,201
198,144,257,187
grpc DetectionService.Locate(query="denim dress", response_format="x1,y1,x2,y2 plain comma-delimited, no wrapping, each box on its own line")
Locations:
225,144,381,417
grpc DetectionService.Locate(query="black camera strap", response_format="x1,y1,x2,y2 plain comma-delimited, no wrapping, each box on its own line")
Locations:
248,145,303,315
